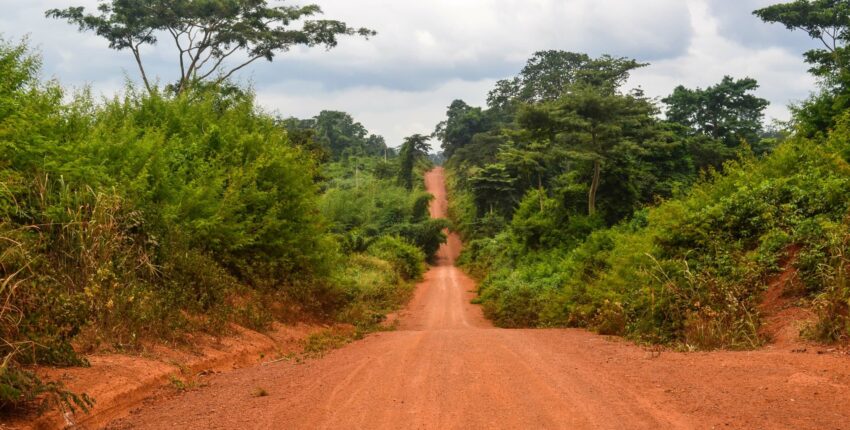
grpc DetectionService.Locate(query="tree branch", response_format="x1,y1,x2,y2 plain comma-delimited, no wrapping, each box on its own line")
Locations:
131,46,153,94
185,29,212,76
168,28,187,86
193,48,218,77
817,33,835,52
129,32,155,94
212,54,265,86
195,45,240,81
178,28,213,94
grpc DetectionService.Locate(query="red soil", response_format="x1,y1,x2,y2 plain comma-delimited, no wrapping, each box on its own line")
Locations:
758,246,816,348
8,323,323,430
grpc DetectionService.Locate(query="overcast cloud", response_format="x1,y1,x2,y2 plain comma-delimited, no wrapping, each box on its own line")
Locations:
1,0,820,147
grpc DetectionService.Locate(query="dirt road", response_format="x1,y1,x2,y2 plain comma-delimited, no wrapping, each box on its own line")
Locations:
109,168,850,430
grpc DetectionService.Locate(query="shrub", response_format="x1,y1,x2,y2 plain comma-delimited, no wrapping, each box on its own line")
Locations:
388,219,449,261
804,220,850,343
335,254,414,327
367,236,425,281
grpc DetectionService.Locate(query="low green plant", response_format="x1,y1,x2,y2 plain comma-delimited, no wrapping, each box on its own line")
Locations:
302,326,360,358
805,221,850,343
1,223,95,414
335,254,414,328
367,236,426,281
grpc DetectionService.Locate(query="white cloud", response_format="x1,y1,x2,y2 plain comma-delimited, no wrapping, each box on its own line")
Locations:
630,0,816,123
1,0,820,148
276,0,692,82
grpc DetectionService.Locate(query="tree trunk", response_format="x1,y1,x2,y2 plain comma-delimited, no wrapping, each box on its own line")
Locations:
131,46,153,95
588,158,600,216
538,173,544,212
588,129,601,216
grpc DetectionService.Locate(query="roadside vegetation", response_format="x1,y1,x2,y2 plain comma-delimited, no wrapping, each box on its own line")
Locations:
0,0,441,414
439,1,850,350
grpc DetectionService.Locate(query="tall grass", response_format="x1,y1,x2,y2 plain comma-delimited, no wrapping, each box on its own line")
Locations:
1,212,95,413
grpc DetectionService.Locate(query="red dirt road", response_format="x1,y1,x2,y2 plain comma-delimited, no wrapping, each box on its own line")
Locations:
108,168,850,430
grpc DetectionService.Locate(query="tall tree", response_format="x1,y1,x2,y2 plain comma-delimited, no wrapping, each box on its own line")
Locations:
313,110,369,158
487,51,645,110
519,86,658,216
468,163,517,216
398,134,431,190
433,100,492,159
754,0,850,86
754,1,850,135
497,140,552,211
47,0,375,94
285,111,388,160
279,117,331,163
663,76,769,149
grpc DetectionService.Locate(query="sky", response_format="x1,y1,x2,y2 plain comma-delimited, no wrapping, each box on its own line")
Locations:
1,0,820,148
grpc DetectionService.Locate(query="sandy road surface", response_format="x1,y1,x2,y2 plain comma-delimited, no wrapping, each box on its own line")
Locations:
108,168,850,430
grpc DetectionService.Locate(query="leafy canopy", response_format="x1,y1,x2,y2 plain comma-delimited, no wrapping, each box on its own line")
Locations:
519,85,660,216
663,76,769,149
47,0,376,94
754,1,850,135
487,50,646,110
433,100,493,159
282,111,390,162
754,0,850,84
398,134,431,190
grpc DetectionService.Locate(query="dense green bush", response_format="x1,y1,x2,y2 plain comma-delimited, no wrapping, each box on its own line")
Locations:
469,127,850,348
334,254,414,327
445,172,479,238
367,236,426,281
388,219,450,262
